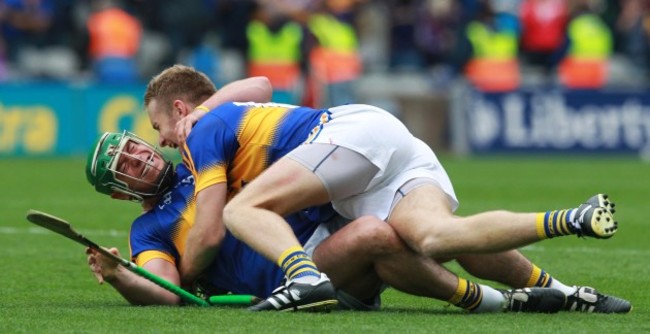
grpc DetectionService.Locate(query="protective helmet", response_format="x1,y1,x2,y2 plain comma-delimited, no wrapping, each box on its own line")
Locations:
85,131,174,202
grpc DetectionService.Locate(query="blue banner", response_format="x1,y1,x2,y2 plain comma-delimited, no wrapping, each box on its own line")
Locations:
465,89,650,153
0,83,160,157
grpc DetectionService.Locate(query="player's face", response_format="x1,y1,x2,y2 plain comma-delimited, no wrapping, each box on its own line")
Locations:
114,139,166,193
146,99,180,148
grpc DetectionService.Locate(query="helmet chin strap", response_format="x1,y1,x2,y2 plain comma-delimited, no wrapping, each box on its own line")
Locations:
111,187,145,203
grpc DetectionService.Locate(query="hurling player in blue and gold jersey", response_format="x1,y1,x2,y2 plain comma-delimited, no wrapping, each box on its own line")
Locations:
85,131,329,302
142,65,630,313
85,130,586,313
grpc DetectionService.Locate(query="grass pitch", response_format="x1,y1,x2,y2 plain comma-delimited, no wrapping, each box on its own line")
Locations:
1,156,649,333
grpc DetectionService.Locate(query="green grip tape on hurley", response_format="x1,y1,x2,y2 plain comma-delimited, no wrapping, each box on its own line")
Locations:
208,294,260,306
129,265,210,307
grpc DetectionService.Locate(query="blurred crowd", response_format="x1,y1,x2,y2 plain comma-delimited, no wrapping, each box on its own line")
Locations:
2,0,650,105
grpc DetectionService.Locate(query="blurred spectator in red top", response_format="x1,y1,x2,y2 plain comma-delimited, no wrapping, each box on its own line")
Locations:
519,0,569,75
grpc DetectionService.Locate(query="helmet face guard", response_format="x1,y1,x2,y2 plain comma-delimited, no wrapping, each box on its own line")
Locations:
85,131,174,202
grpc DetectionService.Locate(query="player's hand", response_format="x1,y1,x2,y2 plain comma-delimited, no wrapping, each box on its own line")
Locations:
86,247,121,284
176,108,208,145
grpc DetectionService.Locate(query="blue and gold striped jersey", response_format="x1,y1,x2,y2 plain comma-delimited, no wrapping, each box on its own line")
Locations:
181,102,327,200
129,164,334,298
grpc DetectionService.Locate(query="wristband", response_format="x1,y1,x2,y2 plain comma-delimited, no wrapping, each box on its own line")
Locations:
194,105,210,113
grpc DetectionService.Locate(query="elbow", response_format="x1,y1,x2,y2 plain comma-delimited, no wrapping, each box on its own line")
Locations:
253,76,273,102
222,201,246,239
252,75,271,87
221,203,236,234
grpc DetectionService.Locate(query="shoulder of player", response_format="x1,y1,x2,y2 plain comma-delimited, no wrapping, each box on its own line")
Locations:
131,196,184,237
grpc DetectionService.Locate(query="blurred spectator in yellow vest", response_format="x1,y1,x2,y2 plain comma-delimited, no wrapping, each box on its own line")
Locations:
306,0,363,107
558,0,613,89
85,0,141,83
462,0,520,92
245,1,307,104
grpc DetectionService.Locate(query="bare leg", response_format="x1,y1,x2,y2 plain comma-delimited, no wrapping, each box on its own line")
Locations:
454,252,583,297
389,185,540,258
313,216,461,301
454,251,533,288
223,158,330,262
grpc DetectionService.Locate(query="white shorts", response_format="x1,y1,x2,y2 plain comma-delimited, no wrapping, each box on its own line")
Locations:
306,104,458,220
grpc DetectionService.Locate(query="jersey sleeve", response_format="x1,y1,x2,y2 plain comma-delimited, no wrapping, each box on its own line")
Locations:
129,213,178,267
181,105,239,195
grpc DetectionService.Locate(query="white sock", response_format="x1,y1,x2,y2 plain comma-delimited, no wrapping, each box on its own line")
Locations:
549,280,577,296
472,285,506,313
291,274,321,285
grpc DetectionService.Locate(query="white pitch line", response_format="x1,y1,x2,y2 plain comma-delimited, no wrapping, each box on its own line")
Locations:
0,226,127,238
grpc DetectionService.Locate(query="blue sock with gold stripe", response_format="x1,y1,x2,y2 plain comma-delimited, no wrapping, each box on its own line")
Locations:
448,278,483,311
277,246,321,283
536,209,577,239
527,265,577,296
527,265,554,288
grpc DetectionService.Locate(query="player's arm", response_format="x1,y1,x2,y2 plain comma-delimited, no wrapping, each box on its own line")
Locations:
204,76,272,107
179,182,228,288
176,76,272,143
87,248,182,305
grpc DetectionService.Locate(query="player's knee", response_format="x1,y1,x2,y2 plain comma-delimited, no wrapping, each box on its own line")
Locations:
351,216,404,253
222,202,241,232
389,208,459,256
409,234,437,256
